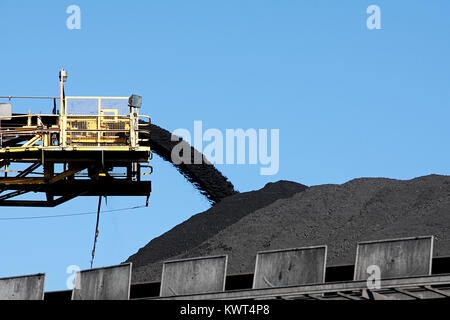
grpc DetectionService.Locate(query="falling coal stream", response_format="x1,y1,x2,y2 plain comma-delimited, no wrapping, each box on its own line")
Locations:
139,123,238,204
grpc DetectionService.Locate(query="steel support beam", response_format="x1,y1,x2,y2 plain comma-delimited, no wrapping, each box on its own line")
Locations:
336,292,363,300
148,274,450,301
393,287,423,299
17,162,41,178
423,285,450,297
0,190,30,201
0,191,86,207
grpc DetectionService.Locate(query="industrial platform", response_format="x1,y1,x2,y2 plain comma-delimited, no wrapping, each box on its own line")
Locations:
0,70,152,207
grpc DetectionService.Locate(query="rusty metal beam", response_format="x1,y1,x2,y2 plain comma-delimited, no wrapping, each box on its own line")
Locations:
0,177,46,185
48,167,85,184
1,180,151,196
22,135,41,148
0,167,84,186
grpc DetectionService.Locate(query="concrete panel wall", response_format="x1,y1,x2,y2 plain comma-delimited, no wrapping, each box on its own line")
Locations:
253,246,327,289
0,274,45,300
71,263,132,300
160,255,227,297
354,236,434,281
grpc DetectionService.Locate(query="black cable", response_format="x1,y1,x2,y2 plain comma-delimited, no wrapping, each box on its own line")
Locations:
0,205,146,221
52,98,57,115
0,96,60,100
90,196,102,269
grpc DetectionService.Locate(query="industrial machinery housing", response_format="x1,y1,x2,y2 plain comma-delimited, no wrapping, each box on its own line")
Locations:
0,70,152,207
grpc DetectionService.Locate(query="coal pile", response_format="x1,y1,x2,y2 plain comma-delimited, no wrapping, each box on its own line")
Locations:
127,174,450,283
126,180,307,268
140,123,237,204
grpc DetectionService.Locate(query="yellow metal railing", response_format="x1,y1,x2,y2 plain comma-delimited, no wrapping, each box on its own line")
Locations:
61,96,141,147
62,96,132,147
0,96,151,150
64,96,130,115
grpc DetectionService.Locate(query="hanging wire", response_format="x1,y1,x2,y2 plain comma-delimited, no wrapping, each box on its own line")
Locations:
0,96,60,100
0,205,146,221
90,196,102,269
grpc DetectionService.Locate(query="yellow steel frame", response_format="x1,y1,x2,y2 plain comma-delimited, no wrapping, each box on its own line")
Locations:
0,77,152,206
0,96,151,152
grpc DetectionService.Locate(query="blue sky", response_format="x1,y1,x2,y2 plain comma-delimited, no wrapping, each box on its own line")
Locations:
0,1,449,291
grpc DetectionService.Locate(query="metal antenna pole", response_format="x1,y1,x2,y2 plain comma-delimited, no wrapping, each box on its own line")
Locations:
59,69,67,147
90,196,102,269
